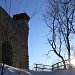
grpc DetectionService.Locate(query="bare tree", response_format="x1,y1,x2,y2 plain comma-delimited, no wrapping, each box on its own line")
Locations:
43,0,75,69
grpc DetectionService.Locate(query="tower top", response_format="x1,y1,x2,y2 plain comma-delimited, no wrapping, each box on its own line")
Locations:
13,13,30,22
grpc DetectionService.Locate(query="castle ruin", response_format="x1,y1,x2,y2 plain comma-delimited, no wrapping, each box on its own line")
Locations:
0,6,30,69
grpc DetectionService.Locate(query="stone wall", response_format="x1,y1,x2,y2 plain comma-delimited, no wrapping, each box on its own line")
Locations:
0,6,29,69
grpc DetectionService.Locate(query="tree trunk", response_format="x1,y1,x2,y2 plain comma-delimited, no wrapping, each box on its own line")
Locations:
61,57,66,69
1,63,4,75
53,48,66,69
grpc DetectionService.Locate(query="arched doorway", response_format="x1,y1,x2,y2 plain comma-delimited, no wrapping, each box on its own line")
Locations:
2,42,12,66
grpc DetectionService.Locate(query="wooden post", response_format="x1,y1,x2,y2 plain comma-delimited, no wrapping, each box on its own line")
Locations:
52,65,54,71
35,64,38,71
57,63,59,70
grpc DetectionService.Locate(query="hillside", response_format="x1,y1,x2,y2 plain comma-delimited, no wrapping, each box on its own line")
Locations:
0,64,30,75
0,64,75,75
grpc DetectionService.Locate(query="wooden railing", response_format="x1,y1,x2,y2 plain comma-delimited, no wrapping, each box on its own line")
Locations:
34,59,70,71
34,64,52,71
51,60,69,71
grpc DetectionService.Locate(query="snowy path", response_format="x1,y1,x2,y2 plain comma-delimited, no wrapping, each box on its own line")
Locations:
30,69,75,75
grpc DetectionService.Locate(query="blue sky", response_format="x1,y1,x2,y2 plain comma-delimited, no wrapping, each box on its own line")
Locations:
0,0,62,69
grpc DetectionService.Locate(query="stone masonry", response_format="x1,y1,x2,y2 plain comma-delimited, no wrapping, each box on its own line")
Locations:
0,6,30,69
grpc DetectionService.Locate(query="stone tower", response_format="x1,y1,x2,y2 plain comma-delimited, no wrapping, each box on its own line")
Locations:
13,13,30,69
0,6,30,69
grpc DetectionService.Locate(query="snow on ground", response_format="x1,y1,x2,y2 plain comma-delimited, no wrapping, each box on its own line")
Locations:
0,64,75,75
0,64,30,75
29,69,75,75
